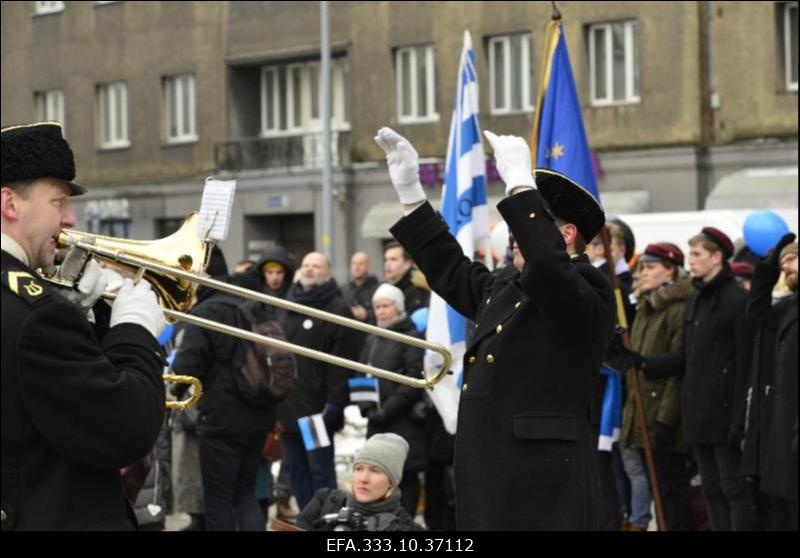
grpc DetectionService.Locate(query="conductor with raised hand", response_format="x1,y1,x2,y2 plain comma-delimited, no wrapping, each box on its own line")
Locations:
1,122,167,530
375,127,615,530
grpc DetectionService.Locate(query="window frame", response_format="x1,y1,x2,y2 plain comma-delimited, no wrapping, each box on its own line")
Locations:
34,1,64,15
395,44,439,124
588,20,641,106
164,74,198,144
35,89,65,136
97,82,130,150
488,33,535,115
260,58,350,138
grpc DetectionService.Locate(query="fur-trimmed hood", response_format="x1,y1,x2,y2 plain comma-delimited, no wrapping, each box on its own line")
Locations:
637,276,694,312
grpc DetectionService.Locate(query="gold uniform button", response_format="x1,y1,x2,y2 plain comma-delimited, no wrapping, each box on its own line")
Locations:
515,301,522,308
529,212,536,219
496,325,503,334
467,356,476,364
486,297,491,304
462,383,469,393
474,323,479,329
486,354,495,364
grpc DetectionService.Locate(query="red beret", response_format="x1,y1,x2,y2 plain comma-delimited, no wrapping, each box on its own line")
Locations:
700,227,734,259
640,242,685,267
730,261,755,278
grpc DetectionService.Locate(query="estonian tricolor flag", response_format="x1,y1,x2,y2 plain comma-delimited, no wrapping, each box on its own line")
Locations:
297,413,331,452
348,377,380,404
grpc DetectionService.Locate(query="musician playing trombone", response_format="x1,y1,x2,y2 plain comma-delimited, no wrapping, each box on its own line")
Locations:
1,122,166,530
375,128,615,530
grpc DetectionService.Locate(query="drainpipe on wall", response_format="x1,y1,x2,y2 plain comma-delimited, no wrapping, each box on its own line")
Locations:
698,0,718,209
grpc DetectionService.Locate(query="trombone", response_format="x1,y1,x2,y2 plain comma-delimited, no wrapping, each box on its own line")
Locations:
45,213,452,401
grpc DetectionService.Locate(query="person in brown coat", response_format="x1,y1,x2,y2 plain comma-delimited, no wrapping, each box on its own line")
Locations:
617,243,695,531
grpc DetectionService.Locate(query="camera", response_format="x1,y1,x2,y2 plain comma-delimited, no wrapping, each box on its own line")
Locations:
323,507,367,531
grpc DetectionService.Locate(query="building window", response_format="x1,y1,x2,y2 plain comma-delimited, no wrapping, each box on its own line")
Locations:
588,20,640,105
785,2,798,91
396,45,439,123
164,74,197,143
35,90,65,135
488,34,535,114
34,1,64,15
260,58,350,137
97,82,129,149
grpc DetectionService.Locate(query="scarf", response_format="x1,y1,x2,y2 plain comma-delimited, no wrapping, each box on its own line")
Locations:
287,278,340,309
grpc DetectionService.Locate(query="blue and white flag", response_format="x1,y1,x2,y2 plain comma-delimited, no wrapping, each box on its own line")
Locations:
598,364,623,451
297,413,331,452
425,30,489,435
348,377,380,405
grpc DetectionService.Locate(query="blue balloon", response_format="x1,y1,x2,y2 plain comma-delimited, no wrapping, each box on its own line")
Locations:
743,211,790,257
410,307,428,333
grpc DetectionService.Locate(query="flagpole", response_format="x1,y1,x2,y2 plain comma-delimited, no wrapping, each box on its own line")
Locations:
599,227,668,532
530,19,560,161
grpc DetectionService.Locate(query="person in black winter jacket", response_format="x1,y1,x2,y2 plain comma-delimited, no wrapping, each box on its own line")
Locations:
742,236,797,530
172,246,277,531
296,433,424,531
359,283,427,517
642,228,753,531
278,252,361,510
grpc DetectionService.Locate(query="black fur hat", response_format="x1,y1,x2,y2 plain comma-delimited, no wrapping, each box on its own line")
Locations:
534,168,605,242
1,122,85,195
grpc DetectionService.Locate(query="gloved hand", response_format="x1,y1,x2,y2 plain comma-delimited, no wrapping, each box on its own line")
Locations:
322,403,344,433
109,278,166,339
765,232,796,269
366,407,387,427
606,337,646,373
653,422,675,449
483,130,537,195
59,258,109,311
373,127,426,205
51,241,112,312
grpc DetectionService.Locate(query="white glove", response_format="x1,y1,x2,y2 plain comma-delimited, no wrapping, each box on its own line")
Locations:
54,243,108,311
483,130,537,195
374,127,427,205
110,278,166,339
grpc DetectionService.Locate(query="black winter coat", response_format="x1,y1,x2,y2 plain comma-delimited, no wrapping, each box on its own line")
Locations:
393,269,430,314
681,268,750,444
296,488,424,531
740,261,781,477
390,191,616,531
171,289,277,439
278,283,360,433
761,293,798,500
342,275,379,325
360,317,428,472
1,250,165,530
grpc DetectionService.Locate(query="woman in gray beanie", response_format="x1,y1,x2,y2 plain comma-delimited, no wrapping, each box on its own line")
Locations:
356,284,428,518
295,433,425,531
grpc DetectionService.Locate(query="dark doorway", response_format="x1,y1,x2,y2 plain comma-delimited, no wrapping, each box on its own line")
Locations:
244,213,314,270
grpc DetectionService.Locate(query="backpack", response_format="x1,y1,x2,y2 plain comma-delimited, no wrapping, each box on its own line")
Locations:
231,301,298,406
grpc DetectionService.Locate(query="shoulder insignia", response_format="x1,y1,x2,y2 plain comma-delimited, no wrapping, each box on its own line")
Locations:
1,270,48,303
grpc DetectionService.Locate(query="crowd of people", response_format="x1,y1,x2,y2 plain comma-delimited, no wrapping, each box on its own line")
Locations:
1,122,796,531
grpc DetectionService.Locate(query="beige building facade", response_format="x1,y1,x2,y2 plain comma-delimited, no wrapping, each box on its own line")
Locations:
2,0,797,278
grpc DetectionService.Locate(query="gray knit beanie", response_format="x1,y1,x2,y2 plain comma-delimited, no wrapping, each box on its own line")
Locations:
354,433,409,487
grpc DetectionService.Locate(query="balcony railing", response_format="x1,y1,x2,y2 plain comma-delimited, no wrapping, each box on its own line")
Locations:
215,131,351,172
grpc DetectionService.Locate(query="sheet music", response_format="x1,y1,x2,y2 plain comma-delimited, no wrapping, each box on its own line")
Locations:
198,177,236,241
